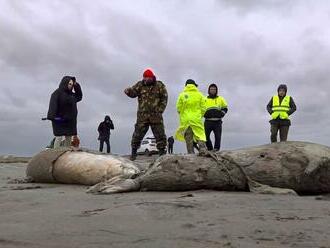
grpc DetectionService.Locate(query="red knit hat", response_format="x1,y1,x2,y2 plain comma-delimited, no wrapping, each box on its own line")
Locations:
143,68,155,78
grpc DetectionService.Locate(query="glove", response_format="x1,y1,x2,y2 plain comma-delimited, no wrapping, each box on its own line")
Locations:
54,117,65,123
219,110,226,118
124,88,131,95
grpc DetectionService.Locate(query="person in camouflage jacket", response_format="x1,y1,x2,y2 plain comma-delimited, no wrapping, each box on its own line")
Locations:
124,68,168,160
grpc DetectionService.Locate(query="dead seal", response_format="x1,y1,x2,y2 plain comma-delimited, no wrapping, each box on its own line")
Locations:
26,148,140,185
87,141,330,195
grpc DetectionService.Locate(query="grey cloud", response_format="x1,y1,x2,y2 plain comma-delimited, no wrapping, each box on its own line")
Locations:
0,0,329,156
220,0,295,14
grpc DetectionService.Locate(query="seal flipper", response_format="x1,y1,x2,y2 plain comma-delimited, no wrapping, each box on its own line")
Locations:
248,178,297,196
304,160,320,176
87,176,141,194
304,157,330,176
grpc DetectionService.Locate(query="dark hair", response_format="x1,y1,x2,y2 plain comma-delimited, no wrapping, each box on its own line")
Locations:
208,83,218,96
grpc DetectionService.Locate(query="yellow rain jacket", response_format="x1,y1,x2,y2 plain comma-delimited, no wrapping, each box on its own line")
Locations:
175,84,206,142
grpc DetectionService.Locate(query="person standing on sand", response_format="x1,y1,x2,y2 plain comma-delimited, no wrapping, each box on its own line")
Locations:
266,84,296,143
97,115,114,153
175,79,207,155
167,136,174,154
47,76,83,148
124,68,168,161
204,83,228,151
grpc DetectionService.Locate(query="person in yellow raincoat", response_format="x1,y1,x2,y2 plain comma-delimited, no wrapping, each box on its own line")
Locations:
175,79,207,155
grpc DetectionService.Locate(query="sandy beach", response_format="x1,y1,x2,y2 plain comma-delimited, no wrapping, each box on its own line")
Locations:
1,155,330,248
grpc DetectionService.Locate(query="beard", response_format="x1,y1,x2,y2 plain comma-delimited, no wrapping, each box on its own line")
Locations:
144,78,155,85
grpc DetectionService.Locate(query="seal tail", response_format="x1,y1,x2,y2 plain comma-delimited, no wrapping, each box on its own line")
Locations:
86,176,140,194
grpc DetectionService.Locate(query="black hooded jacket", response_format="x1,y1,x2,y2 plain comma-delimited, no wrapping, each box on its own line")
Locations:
47,76,83,136
204,84,228,120
98,116,114,140
167,136,174,145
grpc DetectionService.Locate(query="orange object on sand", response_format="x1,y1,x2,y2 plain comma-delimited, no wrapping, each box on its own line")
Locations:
71,136,80,148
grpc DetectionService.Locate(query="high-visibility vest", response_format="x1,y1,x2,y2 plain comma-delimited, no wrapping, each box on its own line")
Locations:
205,96,228,111
271,95,291,120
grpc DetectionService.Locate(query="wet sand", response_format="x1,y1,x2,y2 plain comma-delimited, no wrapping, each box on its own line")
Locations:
0,156,330,248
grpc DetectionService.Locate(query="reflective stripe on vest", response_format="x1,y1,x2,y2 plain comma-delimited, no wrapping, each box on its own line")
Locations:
271,95,290,120
205,96,227,111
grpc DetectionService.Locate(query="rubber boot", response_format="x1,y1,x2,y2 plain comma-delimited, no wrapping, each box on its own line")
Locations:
197,141,208,156
159,149,166,157
130,148,137,161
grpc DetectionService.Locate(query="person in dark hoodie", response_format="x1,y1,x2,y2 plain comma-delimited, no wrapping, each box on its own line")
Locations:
267,84,296,143
97,115,114,153
47,76,83,148
204,84,228,151
167,136,174,154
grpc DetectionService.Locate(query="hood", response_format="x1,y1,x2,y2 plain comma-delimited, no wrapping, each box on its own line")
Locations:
104,115,111,122
185,79,198,87
58,76,75,92
208,83,218,98
184,84,199,92
277,84,287,95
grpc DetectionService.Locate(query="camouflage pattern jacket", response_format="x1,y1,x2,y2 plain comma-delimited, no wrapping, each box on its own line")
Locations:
126,80,168,123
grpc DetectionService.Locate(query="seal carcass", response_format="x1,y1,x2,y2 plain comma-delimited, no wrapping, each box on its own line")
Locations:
26,148,140,185
88,141,330,195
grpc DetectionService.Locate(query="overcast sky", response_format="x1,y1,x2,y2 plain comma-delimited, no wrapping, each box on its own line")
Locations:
0,0,329,156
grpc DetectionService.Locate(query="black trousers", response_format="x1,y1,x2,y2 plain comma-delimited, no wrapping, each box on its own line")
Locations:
168,144,173,154
204,120,222,151
99,139,110,153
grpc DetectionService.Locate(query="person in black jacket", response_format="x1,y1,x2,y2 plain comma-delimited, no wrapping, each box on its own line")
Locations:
98,115,114,153
266,84,296,143
47,76,83,148
167,136,174,154
204,84,228,151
